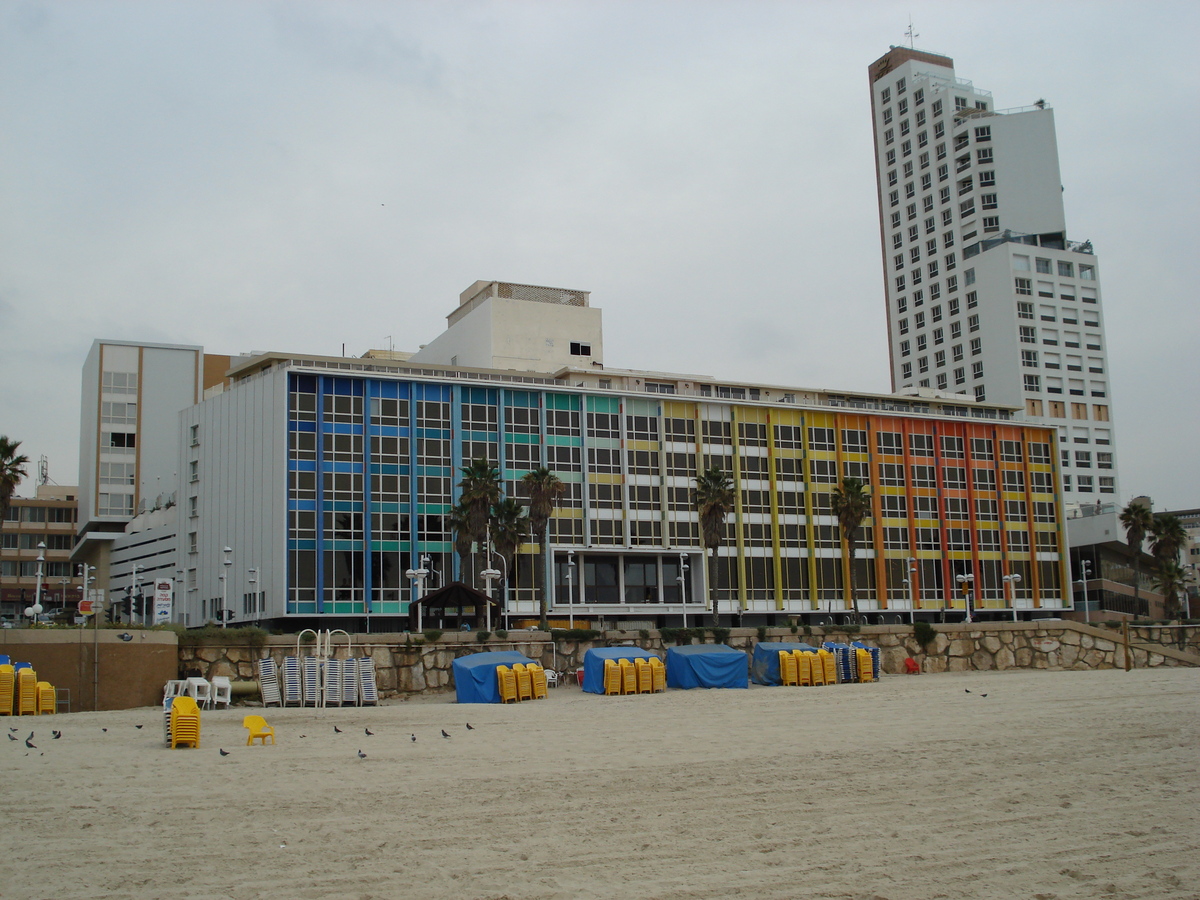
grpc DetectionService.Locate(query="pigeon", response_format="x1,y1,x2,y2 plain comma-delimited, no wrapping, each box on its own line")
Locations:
365,728,374,736
964,689,971,693
299,735,307,739
52,731,61,740
26,732,33,740
25,739,36,749
333,726,343,734
357,749,367,760
441,729,450,739
410,734,416,742
101,728,107,733
981,693,989,698
8,727,16,732
465,723,474,731
219,749,230,757
6,734,15,742
135,725,143,730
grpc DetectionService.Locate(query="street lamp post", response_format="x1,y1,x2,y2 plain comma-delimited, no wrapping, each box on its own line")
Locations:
480,567,501,632
955,573,975,624
904,557,917,624
220,547,232,628
565,551,575,629
1003,573,1023,622
1078,558,1093,624
405,563,429,631
679,552,689,629
1185,564,1197,621
26,542,46,625
247,567,259,627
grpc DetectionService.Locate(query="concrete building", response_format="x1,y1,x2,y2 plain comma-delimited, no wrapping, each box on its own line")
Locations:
174,281,1071,631
868,48,1119,510
1,485,81,623
73,339,228,589
1065,502,1167,621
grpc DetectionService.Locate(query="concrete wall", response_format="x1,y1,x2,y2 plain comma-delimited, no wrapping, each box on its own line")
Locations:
0,628,178,711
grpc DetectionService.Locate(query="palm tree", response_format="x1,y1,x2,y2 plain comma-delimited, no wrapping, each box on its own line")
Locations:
522,467,565,630
1119,500,1154,609
694,466,734,628
1153,559,1186,620
831,476,871,621
446,502,476,585
0,436,30,531
1150,513,1187,567
457,458,501,581
489,498,529,615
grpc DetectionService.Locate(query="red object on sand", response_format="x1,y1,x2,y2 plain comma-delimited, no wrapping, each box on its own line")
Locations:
904,658,920,674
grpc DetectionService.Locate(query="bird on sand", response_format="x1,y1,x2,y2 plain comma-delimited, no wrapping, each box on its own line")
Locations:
219,749,230,757
135,725,143,729
465,723,474,730
52,731,61,740
8,727,17,732
365,728,374,736
441,729,450,739
410,734,416,742
25,739,36,749
333,725,343,734
6,734,15,742
357,749,367,759
101,728,107,733
965,689,971,693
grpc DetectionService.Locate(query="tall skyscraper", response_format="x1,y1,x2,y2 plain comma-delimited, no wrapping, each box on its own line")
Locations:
868,48,1118,508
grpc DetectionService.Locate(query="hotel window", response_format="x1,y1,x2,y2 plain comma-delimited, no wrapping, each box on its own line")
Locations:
902,139,912,157
1035,258,1052,274
1038,281,1055,298
936,373,948,390
900,340,910,357
1015,278,1032,295
1093,404,1109,421
1021,350,1038,367
931,304,942,322
898,317,909,335
1023,374,1041,393
886,149,897,167
954,366,965,385
971,361,984,379
1020,326,1036,344
911,267,922,285
1099,476,1115,494
914,88,924,105
1058,261,1074,277
894,253,904,271
970,338,981,356
982,216,999,232
967,314,979,332
895,275,906,291
933,330,944,348
929,282,941,300
978,170,995,186
906,181,916,199
1017,301,1034,320
918,356,928,374
888,169,898,187
907,203,917,221
896,295,907,313
941,209,953,226
884,128,894,145
937,163,949,182
974,126,991,141
881,87,891,103
952,343,963,362
920,151,930,169
976,147,993,162
916,335,927,353
932,98,943,116
901,362,912,380
909,434,935,457
936,140,946,159
896,77,906,94
959,199,975,217
923,196,934,213
892,232,903,249
925,216,936,234
883,108,893,125
914,311,925,329
1079,265,1096,281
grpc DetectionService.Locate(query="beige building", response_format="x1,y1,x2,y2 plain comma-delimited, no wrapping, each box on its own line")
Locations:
1,485,81,623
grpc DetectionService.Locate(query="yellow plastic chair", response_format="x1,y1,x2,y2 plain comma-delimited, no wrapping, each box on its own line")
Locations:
17,670,37,716
648,657,666,693
810,651,827,686
243,714,276,745
496,665,519,704
856,648,875,683
619,659,637,695
527,663,548,700
778,651,798,686
36,681,56,714
169,695,201,749
818,649,838,685
0,664,13,716
634,659,653,694
794,651,813,687
513,663,533,701
603,659,622,695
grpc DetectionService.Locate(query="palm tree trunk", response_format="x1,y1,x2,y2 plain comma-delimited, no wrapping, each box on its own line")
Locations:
538,520,549,631
710,548,719,629
848,543,858,620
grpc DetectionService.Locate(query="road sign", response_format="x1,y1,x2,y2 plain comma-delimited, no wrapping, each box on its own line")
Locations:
78,599,95,615
154,580,173,624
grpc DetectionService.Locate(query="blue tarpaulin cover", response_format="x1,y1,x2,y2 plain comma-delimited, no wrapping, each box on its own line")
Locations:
452,651,536,704
750,642,819,685
582,647,658,694
666,644,748,689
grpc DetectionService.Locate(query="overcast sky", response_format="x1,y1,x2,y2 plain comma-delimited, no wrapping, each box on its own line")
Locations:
3,1,1197,509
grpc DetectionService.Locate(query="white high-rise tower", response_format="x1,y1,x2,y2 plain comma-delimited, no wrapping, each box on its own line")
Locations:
868,47,1118,507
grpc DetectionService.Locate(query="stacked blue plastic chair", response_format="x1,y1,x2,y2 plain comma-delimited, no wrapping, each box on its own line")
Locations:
256,657,282,707
301,657,321,706
851,642,882,681
822,642,855,683
358,657,379,706
324,658,343,707
341,658,359,706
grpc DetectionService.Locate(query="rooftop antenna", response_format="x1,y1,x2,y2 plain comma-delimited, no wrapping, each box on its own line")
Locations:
38,456,49,485
905,16,918,49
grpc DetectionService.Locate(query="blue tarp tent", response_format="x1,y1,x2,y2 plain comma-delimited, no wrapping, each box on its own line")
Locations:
666,644,748,689
750,642,819,685
581,647,658,694
452,651,536,704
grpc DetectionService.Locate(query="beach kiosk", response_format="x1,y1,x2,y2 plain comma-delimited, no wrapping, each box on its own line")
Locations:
750,642,819,685
665,644,748,689
452,651,536,704
581,647,659,694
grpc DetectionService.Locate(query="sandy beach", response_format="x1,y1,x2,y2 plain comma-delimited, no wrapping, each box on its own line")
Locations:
1,667,1197,900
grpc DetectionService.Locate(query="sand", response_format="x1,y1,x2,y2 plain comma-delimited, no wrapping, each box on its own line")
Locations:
1,666,1197,900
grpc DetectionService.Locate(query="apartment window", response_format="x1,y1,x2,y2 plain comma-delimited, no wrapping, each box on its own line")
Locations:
895,275,906,291
916,335,927,352
902,139,912,157
980,191,998,210
896,77,906,95
907,203,917,221
569,342,592,355
941,209,953,226
946,275,958,293
881,87,891,104
918,356,928,374
1021,350,1038,367
930,304,942,323
896,295,907,313
911,267,922,285
919,151,930,169
973,385,986,401
1023,374,1041,392
954,366,965,385
952,344,964,362
937,163,949,183
923,196,934,214
905,181,916,199
884,128,894,145
925,216,936,234
914,88,924,105
932,98,943,116
901,362,912,380
974,126,991,141
892,232,904,250
894,253,904,271
1020,326,1036,344
958,176,973,195
883,108,893,125
976,147,993,163
1015,278,1032,295
1099,476,1115,494
934,349,946,367
1080,265,1096,281
1017,302,1034,320
966,291,978,309
972,361,984,378
959,199,975,217
887,149,897,167
936,141,947,160
982,216,999,233
978,170,995,186
898,317,909,335
921,173,932,191
929,282,941,300
1093,404,1109,421
900,340,910,357
1058,261,1074,277
1035,258,1052,274
189,460,199,483
908,225,920,242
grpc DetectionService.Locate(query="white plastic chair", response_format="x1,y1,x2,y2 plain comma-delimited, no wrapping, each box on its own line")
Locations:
163,680,188,702
544,669,559,688
210,676,233,709
185,677,213,709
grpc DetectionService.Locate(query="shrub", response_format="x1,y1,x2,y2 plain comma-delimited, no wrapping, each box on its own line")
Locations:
476,630,492,643
423,629,444,643
712,627,731,644
790,623,799,634
756,626,768,642
173,624,267,651
802,624,812,637
495,629,508,640
912,620,937,649
639,629,651,641
550,628,600,642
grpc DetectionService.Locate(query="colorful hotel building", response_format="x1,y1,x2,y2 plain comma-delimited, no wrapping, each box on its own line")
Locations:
173,281,1070,630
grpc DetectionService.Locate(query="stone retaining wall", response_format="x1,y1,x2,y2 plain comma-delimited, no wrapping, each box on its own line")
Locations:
177,621,1198,701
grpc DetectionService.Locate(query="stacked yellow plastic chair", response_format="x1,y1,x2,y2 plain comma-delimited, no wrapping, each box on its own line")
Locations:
634,659,653,694
243,714,276,745
619,659,637,695
778,651,798,686
603,659,622,695
169,696,201,749
36,681,56,714
855,648,875,683
513,663,534,701
810,651,827,686
527,663,548,700
818,648,838,685
496,665,519,703
17,669,37,715
794,651,813,686
649,657,666,693
0,665,13,716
